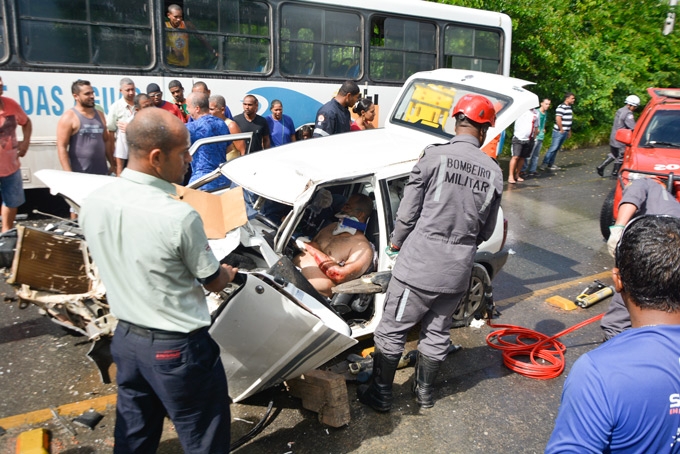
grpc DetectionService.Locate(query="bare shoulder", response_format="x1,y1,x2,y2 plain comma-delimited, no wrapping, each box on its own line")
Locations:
227,119,242,133
57,109,78,132
353,233,373,252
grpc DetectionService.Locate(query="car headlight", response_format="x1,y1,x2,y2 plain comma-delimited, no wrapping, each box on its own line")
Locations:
627,172,645,181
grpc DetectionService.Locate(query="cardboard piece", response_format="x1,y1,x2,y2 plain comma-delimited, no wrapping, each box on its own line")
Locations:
172,185,248,239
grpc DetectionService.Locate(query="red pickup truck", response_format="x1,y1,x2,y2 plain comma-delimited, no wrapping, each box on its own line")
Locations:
600,87,680,238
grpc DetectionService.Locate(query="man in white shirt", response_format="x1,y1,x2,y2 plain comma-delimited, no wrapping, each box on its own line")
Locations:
508,108,538,184
106,78,136,175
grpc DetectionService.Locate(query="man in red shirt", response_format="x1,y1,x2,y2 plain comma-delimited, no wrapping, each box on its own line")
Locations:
0,76,31,232
146,83,184,122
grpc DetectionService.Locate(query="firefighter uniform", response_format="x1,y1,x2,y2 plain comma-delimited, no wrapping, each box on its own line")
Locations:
374,134,503,361
600,178,680,339
312,98,351,137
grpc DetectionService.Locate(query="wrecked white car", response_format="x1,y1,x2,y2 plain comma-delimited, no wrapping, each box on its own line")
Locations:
16,69,537,402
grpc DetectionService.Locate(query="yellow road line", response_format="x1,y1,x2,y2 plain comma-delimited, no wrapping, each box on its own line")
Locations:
0,271,613,429
495,270,612,306
0,394,117,429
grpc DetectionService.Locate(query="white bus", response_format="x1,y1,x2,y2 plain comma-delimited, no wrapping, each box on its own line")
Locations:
0,0,512,189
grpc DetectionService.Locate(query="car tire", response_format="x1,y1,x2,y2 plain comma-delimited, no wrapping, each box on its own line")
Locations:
600,187,616,240
452,264,490,328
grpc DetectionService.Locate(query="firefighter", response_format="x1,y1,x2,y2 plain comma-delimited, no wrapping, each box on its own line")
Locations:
601,176,680,339
358,94,503,411
596,95,639,178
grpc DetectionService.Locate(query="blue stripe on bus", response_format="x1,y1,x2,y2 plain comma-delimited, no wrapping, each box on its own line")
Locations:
249,86,323,128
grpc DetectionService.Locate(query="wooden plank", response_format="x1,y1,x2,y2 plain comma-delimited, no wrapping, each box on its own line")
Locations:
287,369,350,427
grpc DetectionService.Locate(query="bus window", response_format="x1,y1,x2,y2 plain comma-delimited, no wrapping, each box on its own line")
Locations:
444,26,501,74
0,2,6,63
369,17,436,83
17,0,152,68
280,4,360,78
168,0,270,73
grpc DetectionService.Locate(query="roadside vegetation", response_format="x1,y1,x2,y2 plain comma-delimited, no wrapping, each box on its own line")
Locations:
438,0,680,150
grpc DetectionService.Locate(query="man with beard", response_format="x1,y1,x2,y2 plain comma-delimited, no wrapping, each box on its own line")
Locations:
57,79,113,178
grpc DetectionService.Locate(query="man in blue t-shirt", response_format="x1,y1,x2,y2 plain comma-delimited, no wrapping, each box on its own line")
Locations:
266,99,296,147
547,215,680,453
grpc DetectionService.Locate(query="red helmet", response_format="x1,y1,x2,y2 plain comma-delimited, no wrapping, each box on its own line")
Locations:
451,94,496,127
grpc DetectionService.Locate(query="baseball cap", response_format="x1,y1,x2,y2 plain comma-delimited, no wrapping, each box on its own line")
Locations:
146,83,161,94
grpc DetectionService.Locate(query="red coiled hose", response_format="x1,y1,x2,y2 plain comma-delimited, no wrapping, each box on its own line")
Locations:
485,313,605,380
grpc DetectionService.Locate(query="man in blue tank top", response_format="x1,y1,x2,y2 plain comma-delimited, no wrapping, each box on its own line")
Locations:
56,79,113,177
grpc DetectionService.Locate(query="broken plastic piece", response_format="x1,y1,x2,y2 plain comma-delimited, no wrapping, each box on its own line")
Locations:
15,428,49,454
546,295,579,311
50,407,77,436
72,410,104,430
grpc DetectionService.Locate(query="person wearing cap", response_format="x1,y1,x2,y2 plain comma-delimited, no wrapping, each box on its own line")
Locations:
596,94,640,178
358,94,503,412
146,82,184,122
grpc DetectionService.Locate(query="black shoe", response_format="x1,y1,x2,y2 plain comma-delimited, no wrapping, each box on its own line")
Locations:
596,156,615,177
357,349,401,412
411,352,441,408
611,163,621,179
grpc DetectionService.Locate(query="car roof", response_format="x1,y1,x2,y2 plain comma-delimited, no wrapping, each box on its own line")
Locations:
648,88,680,104
222,69,538,205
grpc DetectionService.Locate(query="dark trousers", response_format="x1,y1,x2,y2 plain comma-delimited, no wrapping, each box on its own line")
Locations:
112,322,231,454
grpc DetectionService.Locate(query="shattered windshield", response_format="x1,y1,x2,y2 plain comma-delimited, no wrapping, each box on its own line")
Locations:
640,110,680,148
390,78,513,139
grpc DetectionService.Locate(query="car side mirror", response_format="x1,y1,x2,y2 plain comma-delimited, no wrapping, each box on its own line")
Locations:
615,128,633,145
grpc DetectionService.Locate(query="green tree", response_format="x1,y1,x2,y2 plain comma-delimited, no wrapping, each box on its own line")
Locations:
436,0,680,147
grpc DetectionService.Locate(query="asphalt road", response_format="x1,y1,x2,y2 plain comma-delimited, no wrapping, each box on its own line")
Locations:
0,145,619,453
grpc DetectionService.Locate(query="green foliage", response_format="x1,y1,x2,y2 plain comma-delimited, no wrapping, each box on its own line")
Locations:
435,0,680,148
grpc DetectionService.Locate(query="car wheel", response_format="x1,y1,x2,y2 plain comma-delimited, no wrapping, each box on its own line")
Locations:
599,187,616,240
452,264,491,328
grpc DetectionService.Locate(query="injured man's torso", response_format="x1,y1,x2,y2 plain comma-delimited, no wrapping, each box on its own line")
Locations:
293,222,374,298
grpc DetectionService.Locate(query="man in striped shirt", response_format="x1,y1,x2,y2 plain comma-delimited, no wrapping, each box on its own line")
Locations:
540,92,575,171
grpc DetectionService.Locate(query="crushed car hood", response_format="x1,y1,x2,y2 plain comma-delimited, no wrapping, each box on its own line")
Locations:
36,170,115,208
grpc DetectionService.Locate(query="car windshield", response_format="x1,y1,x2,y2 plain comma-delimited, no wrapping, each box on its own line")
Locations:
390,78,513,139
640,109,680,148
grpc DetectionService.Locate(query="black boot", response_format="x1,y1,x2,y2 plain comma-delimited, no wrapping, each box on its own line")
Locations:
412,352,441,408
611,163,621,179
596,156,615,177
357,349,401,412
